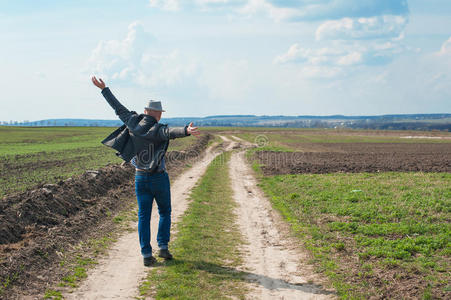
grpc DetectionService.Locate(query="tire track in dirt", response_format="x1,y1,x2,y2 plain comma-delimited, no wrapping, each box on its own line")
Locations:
229,149,336,300
218,135,238,150
63,142,223,300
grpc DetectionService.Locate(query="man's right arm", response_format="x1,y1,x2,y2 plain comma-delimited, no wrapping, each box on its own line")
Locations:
92,76,135,126
101,87,134,125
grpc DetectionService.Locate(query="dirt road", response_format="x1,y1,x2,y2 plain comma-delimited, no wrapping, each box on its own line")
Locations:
229,150,335,299
61,135,335,299
63,142,222,300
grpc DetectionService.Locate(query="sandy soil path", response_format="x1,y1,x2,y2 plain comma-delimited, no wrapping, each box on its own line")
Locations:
230,135,246,142
219,134,236,149
63,142,222,300
229,150,336,300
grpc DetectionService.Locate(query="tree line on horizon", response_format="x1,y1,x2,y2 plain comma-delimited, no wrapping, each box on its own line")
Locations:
1,114,450,132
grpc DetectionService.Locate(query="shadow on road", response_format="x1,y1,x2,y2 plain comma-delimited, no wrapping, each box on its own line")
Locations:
161,258,336,296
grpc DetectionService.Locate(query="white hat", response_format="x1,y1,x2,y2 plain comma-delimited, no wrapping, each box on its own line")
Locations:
144,100,165,112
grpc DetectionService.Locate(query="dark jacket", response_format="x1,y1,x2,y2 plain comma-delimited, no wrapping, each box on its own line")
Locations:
100,87,189,172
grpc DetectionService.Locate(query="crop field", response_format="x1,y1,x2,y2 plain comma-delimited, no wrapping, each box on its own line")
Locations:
254,143,451,174
236,128,451,298
0,126,197,198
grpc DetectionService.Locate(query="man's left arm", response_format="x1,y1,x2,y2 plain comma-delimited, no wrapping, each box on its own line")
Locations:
167,126,189,139
166,122,200,139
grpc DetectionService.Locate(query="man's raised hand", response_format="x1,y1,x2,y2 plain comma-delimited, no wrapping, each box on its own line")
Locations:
187,122,200,137
91,76,106,90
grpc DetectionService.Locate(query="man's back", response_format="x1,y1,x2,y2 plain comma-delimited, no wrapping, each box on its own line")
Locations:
99,87,189,172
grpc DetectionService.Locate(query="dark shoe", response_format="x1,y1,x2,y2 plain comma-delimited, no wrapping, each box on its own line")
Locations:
143,255,157,266
158,249,173,260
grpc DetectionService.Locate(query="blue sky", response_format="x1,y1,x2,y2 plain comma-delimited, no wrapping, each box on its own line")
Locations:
0,0,450,121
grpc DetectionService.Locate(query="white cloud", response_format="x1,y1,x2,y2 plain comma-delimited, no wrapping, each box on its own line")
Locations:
147,0,409,23
275,43,363,67
86,21,197,87
148,0,241,12
228,0,409,23
238,0,301,22
439,36,451,55
270,0,408,21
337,52,363,66
195,0,235,5
149,0,180,11
147,0,300,22
273,8,410,78
274,39,408,78
274,44,351,78
273,44,310,64
316,15,407,41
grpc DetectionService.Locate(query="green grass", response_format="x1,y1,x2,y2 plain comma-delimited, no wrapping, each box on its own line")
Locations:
255,171,451,298
138,151,247,299
43,289,63,299
0,126,197,198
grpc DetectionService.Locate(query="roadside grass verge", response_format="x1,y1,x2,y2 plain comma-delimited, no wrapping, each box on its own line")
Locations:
253,167,451,299
41,201,139,299
138,151,247,299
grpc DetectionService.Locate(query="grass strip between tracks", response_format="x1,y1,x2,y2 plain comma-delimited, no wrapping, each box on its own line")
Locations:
138,151,247,299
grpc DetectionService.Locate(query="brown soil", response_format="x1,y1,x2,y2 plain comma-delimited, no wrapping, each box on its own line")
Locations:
0,133,212,299
209,128,451,138
254,143,451,175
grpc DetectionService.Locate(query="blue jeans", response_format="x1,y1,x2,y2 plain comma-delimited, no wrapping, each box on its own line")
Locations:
135,171,171,258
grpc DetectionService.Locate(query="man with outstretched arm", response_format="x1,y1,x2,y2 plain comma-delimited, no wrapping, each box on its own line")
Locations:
91,76,200,266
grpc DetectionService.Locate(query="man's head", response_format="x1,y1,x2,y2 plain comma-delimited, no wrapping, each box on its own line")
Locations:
144,108,162,122
144,100,165,122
